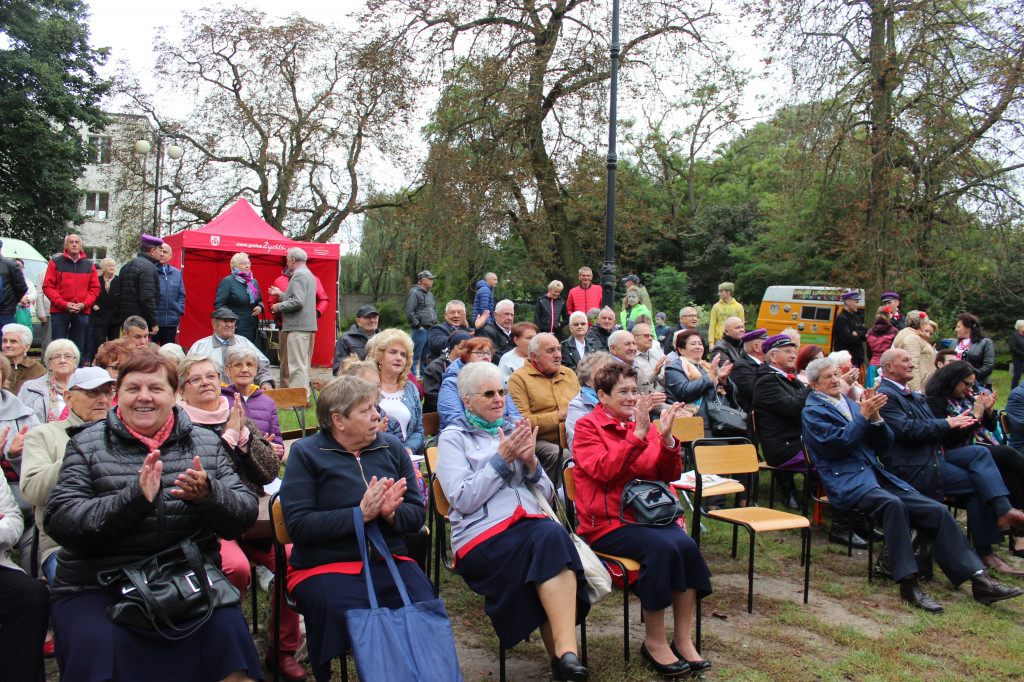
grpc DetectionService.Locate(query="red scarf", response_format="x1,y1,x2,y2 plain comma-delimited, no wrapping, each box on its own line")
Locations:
117,407,175,451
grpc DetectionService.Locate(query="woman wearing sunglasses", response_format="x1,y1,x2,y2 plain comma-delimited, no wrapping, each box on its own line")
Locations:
437,336,521,429
437,362,590,682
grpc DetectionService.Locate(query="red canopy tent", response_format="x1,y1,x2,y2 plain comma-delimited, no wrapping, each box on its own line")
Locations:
162,199,340,367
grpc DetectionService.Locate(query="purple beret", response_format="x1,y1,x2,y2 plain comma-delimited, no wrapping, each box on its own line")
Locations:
840,290,859,301
140,234,164,248
741,328,768,343
762,333,797,354
881,292,900,301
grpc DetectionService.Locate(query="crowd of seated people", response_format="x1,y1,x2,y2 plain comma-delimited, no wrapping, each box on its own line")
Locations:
8,255,1024,682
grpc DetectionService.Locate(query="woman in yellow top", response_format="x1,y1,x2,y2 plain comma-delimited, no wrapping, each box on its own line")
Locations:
708,282,744,346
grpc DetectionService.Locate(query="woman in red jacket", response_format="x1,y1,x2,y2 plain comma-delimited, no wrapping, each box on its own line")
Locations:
572,363,712,678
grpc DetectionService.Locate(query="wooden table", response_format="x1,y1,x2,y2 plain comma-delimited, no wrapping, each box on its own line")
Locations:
242,494,272,540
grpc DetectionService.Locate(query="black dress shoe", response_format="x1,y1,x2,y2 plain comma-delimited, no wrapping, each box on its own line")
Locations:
669,642,712,674
827,528,869,549
640,643,690,678
550,652,588,682
972,572,1024,606
899,581,944,613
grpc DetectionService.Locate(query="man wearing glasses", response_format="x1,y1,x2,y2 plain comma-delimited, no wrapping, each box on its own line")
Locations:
662,306,706,357
20,367,116,585
507,333,580,483
188,308,275,390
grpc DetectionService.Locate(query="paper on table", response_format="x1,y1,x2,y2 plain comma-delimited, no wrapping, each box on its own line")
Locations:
672,471,737,489
263,477,282,496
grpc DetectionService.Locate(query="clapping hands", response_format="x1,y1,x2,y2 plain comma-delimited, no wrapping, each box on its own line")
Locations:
496,419,539,472
360,475,407,523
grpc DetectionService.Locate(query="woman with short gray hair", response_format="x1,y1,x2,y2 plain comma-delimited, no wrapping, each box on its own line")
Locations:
223,345,283,450
282,375,440,682
214,252,264,343
566,351,616,449
535,279,569,340
18,339,79,423
438,362,590,681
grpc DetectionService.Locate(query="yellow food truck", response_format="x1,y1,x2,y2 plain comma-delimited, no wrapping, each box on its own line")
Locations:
756,286,865,352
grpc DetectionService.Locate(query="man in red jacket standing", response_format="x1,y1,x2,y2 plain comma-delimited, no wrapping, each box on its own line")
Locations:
42,234,99,361
566,266,603,318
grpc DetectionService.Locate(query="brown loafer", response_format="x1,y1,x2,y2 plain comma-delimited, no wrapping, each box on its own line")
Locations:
996,508,1024,531
980,552,1024,577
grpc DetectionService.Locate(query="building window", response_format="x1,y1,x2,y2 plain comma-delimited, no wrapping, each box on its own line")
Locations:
84,192,109,221
87,135,112,164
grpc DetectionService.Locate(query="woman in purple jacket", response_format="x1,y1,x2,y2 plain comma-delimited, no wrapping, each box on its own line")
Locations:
223,345,284,454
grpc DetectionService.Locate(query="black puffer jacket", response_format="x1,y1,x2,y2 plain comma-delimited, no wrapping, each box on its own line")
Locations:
116,251,161,328
44,406,258,593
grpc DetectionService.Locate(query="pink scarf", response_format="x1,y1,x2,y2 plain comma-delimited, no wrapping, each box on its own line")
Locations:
177,397,248,447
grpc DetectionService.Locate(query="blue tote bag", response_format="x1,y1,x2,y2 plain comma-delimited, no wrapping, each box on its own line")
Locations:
346,508,462,681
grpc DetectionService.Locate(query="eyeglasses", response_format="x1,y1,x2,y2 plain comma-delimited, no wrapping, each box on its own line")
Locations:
186,372,221,387
70,386,115,398
50,352,77,361
229,361,258,370
570,321,588,326
474,389,507,399
470,350,493,358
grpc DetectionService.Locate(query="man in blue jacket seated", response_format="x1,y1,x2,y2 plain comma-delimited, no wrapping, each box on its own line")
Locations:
802,357,1022,611
877,348,1024,576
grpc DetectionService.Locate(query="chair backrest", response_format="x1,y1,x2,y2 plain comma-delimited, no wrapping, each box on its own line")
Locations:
423,412,440,439
1000,410,1010,440
563,466,576,502
270,497,292,545
693,441,760,476
559,422,568,449
263,387,310,410
432,477,451,517
672,416,705,443
425,446,439,475
750,409,758,435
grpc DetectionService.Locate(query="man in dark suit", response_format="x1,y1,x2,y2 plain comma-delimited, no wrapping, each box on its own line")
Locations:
731,328,767,415
751,334,813,512
478,299,515,364
833,290,867,367
661,306,707,357
427,299,473,363
803,357,1022,611
877,348,1024,575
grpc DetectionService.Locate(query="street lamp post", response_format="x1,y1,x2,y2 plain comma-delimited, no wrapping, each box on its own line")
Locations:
602,0,621,309
134,133,183,237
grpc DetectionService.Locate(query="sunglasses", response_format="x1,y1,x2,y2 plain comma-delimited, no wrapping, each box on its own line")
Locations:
474,389,507,399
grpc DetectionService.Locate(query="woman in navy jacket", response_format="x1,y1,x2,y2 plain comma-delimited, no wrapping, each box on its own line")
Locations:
280,375,432,682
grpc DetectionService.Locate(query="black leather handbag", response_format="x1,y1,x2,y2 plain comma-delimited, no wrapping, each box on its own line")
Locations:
707,394,748,437
97,536,240,640
620,479,685,527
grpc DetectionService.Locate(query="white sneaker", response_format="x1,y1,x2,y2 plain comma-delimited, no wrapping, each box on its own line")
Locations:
255,565,275,592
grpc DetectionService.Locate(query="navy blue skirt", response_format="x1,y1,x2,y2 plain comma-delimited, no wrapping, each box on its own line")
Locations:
51,591,263,682
289,560,436,682
457,517,591,649
590,524,712,611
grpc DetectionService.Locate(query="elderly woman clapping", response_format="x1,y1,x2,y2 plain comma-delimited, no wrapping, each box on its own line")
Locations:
222,345,284,456
19,339,79,423
437,362,590,682
280,375,438,682
44,349,261,681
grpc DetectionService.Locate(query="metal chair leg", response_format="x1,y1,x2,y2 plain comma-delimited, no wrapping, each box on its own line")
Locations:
747,529,756,614
250,564,259,634
803,528,811,604
580,616,588,667
499,644,506,682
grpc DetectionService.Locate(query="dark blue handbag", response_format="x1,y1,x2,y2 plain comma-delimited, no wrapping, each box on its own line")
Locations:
346,508,463,681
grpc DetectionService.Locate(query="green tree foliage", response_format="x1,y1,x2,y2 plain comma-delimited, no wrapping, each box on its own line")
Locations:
374,0,723,285
0,0,108,254
118,7,416,241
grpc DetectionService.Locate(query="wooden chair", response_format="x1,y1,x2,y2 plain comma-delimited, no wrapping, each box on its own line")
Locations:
269,493,347,682
422,412,441,449
263,388,315,439
691,437,811,614
563,465,639,663
1000,410,1012,446
431,476,585,680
